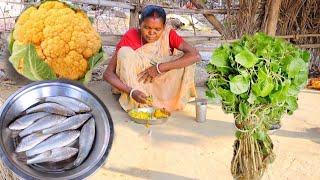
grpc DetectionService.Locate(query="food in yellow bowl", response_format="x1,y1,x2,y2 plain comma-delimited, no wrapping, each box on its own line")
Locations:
153,108,170,119
128,108,170,120
128,110,151,120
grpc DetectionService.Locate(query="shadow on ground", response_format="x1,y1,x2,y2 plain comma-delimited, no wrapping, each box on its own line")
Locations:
105,167,196,180
273,127,320,144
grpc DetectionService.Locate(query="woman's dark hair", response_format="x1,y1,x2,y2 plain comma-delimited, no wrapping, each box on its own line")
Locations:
140,5,166,24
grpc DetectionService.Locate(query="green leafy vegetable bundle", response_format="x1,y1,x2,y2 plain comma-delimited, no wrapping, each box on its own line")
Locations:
206,33,310,179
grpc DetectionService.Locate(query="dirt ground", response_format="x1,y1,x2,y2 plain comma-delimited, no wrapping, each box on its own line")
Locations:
0,46,319,180
1,75,319,179
88,82,320,180
0,2,319,179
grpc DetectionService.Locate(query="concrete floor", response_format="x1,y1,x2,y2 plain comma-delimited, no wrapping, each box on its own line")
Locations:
0,81,319,180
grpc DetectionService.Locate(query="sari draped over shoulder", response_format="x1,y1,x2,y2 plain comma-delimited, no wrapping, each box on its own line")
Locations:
116,26,196,111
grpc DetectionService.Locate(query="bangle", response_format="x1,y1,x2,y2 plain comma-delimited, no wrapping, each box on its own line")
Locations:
156,63,162,74
129,88,136,99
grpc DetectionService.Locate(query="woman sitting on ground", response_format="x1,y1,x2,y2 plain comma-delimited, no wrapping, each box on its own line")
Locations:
103,5,201,111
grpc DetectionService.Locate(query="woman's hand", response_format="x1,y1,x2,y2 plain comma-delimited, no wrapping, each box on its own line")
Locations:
137,65,160,84
131,90,148,104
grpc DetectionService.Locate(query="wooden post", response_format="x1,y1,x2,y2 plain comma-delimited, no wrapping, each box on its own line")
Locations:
191,0,225,37
265,0,282,36
129,0,140,28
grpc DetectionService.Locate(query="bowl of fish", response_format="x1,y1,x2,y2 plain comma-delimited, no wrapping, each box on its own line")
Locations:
0,80,114,179
128,107,171,125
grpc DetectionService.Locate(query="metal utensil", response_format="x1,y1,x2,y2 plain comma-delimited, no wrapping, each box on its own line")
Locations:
195,99,207,123
128,107,169,125
0,80,114,180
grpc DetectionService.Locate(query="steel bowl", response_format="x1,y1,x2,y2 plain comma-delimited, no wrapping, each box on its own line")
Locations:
0,80,114,180
128,107,170,125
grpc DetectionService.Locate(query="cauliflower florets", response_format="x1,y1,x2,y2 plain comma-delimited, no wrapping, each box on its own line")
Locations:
12,1,101,80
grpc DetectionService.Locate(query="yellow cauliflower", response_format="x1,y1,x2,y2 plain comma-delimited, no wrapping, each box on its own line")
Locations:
10,1,102,80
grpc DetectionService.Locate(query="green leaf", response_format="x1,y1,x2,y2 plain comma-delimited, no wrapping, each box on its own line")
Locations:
247,92,256,104
257,69,268,79
210,47,229,67
286,57,306,78
235,131,242,138
81,48,106,84
207,78,218,90
216,67,231,74
286,96,298,112
60,0,82,11
268,106,285,123
88,16,95,24
270,39,284,58
256,97,269,104
81,70,93,84
217,87,236,105
253,130,266,141
231,42,243,55
300,50,310,62
206,64,215,73
252,69,274,97
252,77,274,97
235,49,258,68
256,47,268,58
206,90,222,103
270,83,289,105
293,70,308,88
252,84,261,96
239,69,250,79
88,48,104,69
9,42,56,81
8,31,14,54
239,102,249,120
253,32,273,44
253,33,273,57
23,44,56,81
239,93,249,99
270,91,284,105
288,85,299,96
281,55,293,67
271,61,280,73
205,90,215,98
229,75,250,94
9,42,27,69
